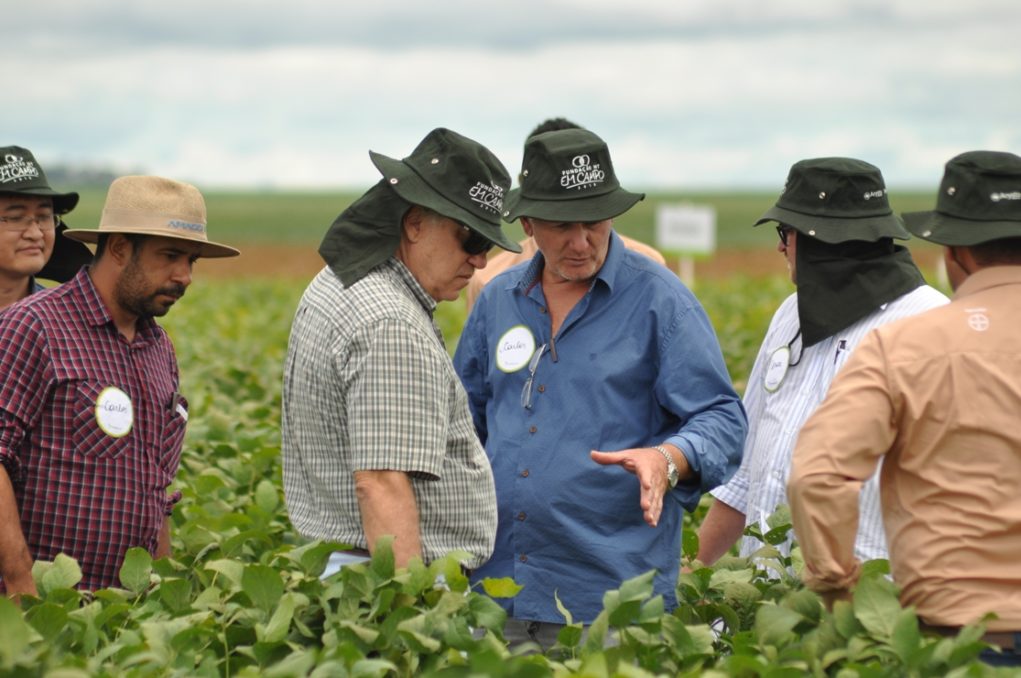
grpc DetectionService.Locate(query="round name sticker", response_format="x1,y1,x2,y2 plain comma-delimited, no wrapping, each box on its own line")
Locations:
95,386,133,437
495,325,536,373
762,346,790,393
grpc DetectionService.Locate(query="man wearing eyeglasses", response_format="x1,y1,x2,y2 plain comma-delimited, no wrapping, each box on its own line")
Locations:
695,157,947,569
453,127,747,647
0,146,92,311
282,128,521,576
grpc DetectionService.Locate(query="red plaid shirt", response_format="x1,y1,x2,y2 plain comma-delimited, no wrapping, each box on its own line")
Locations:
0,269,186,591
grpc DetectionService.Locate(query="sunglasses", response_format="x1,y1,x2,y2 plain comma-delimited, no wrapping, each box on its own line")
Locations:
776,224,794,246
460,225,493,256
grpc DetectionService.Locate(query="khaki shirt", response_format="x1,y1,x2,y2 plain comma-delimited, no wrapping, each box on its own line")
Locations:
789,266,1021,630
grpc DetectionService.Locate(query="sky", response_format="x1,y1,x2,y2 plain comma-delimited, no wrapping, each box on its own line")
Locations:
7,0,1021,191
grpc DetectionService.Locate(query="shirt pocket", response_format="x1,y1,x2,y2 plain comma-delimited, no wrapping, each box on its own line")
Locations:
160,395,188,471
71,381,134,460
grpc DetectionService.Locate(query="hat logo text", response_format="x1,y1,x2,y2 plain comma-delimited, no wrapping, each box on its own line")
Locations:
990,191,1021,202
469,182,504,214
561,155,605,191
0,154,40,185
168,219,206,234
863,189,886,200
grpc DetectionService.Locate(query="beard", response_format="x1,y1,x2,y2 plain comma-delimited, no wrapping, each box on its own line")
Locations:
114,256,186,319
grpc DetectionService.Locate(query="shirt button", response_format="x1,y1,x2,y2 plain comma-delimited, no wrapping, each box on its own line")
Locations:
519,554,528,562
517,512,527,521
529,425,537,434
537,384,545,393
539,307,547,314
521,469,530,477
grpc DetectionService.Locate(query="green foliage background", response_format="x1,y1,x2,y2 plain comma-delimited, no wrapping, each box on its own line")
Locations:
4,192,1001,677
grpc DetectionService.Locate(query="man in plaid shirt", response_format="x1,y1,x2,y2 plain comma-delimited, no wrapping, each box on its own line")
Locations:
0,176,239,598
283,129,521,574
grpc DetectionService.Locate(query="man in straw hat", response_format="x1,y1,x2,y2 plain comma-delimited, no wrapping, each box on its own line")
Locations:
696,158,946,569
282,128,521,577
789,151,1021,667
0,175,239,597
453,127,746,647
0,145,93,312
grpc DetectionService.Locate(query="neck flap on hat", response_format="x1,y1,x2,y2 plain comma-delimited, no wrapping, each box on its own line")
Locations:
318,180,409,287
795,236,924,347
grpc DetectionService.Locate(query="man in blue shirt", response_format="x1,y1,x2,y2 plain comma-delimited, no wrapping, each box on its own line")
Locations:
454,128,747,648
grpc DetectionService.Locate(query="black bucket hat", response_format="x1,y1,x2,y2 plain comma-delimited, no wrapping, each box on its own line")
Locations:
369,128,521,253
0,146,79,214
755,157,910,243
903,150,1021,246
502,128,644,223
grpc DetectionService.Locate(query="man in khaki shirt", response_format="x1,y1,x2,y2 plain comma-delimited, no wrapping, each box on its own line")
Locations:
788,150,1021,666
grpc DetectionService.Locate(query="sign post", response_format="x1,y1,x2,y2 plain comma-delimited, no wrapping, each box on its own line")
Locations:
655,203,717,288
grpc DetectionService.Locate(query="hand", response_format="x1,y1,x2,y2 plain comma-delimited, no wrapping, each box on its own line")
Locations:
590,447,670,527
4,571,38,604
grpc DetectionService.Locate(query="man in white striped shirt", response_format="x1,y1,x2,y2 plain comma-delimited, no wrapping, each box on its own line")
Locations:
696,158,948,567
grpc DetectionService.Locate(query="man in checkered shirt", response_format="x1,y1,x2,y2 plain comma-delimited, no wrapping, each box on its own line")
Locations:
282,129,521,574
0,176,239,598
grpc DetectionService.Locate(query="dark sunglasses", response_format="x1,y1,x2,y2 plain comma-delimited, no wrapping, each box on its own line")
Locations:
776,224,794,246
460,226,493,256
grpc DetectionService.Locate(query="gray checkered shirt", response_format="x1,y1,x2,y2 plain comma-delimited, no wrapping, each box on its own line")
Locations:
281,259,497,568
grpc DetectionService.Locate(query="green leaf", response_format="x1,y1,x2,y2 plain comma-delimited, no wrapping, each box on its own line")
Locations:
254,478,279,513
158,578,193,613
682,527,700,560
258,592,297,643
204,558,245,589
554,589,574,625
480,576,524,599
852,574,902,640
754,604,802,647
242,564,285,613
368,536,395,578
119,547,153,594
617,570,656,603
0,596,36,661
889,607,921,665
25,603,68,641
36,553,83,594
468,593,506,632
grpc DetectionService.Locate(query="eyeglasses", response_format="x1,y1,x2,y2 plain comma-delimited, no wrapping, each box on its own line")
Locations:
520,343,547,409
0,213,57,233
460,225,493,256
776,224,794,247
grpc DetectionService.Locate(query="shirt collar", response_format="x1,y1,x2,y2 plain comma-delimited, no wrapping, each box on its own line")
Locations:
385,257,437,316
70,267,161,342
513,229,624,294
954,265,1021,300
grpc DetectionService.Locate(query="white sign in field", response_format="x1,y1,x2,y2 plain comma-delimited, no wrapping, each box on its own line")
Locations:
655,204,716,254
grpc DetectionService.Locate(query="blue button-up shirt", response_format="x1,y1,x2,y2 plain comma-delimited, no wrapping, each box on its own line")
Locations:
454,232,747,623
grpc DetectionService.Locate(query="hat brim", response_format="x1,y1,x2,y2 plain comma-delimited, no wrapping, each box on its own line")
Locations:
7,187,80,214
370,151,521,253
902,210,1021,246
754,204,910,243
36,221,94,282
62,227,240,258
503,187,644,223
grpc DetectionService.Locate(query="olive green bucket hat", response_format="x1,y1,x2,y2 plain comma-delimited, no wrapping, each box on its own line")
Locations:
502,128,644,223
755,157,910,243
370,128,520,253
903,150,1021,246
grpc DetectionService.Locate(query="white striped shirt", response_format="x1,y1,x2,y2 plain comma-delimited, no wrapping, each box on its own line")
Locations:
712,284,949,561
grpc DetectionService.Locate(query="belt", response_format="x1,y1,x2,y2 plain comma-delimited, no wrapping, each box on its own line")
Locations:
921,625,1021,651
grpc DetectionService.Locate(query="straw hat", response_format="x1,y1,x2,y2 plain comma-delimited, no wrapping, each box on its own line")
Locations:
63,175,240,258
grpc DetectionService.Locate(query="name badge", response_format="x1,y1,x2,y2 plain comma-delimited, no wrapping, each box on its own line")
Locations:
495,325,536,373
763,347,790,393
95,386,134,437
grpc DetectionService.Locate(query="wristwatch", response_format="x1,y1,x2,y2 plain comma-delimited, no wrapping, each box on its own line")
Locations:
653,445,679,488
